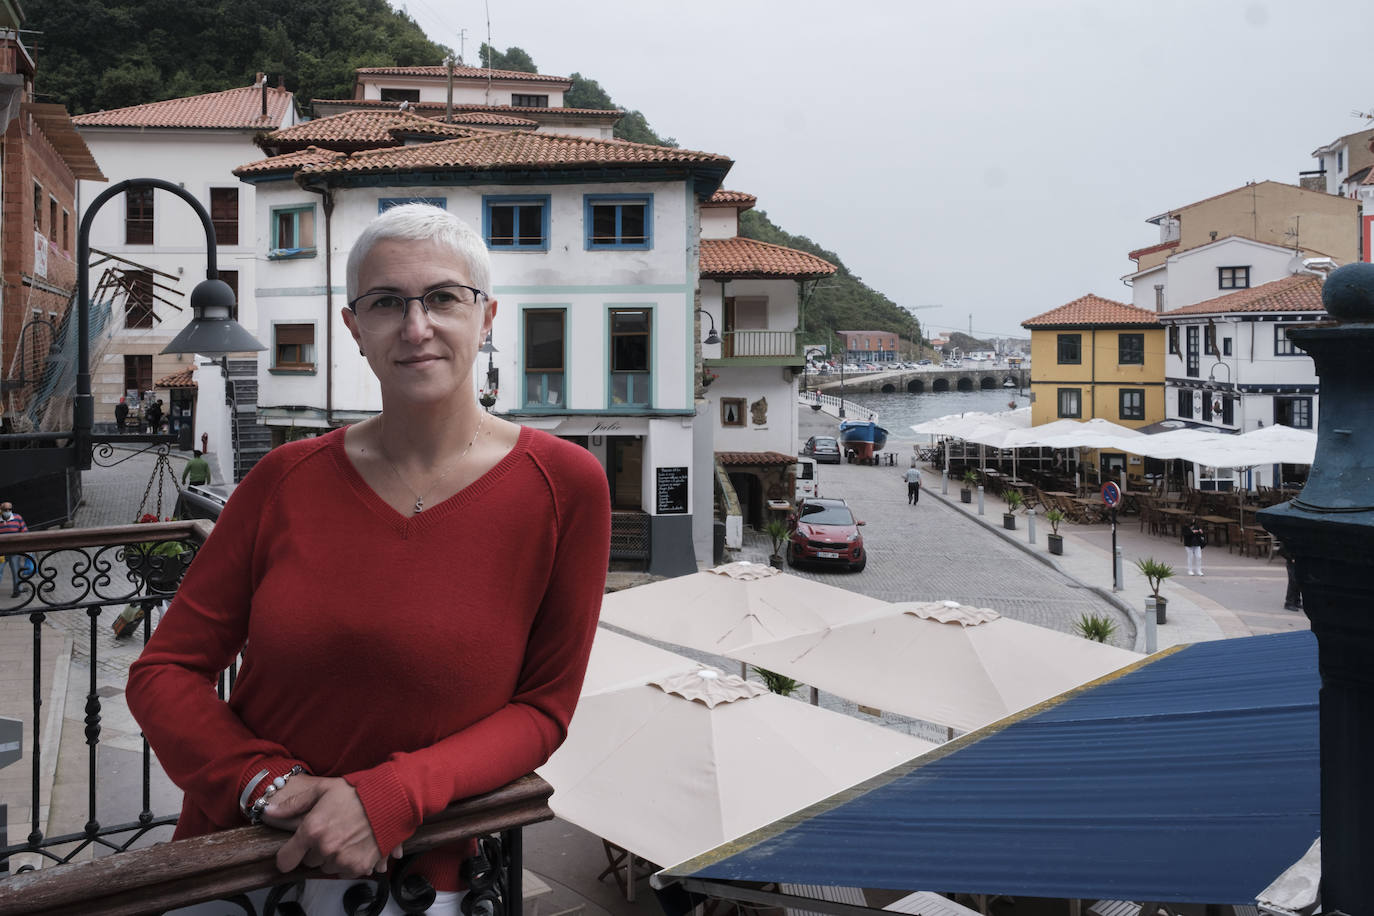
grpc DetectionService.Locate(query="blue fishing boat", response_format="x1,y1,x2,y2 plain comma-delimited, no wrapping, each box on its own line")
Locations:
838,419,889,463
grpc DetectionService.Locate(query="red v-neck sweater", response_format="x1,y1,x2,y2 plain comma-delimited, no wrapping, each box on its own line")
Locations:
127,425,610,888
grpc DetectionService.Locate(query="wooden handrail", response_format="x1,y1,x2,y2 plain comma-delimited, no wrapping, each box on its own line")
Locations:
0,519,213,552
0,774,553,916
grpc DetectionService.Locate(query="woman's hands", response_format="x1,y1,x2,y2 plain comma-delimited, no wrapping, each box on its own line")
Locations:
261,775,403,877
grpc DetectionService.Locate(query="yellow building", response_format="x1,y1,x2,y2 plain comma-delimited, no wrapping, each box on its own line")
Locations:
1022,294,1165,483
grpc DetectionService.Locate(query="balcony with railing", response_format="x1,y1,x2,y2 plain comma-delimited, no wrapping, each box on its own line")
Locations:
0,522,547,915
711,329,800,365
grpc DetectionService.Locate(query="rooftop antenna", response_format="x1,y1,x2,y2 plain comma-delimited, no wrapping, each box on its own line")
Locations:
457,27,468,64
1285,215,1301,253
484,0,493,106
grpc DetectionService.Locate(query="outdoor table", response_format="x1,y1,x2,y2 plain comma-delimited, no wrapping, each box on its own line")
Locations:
1199,514,1234,547
1154,507,1191,538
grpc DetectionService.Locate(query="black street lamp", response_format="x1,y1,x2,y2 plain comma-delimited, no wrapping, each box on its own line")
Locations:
76,179,264,469
479,332,498,410
804,347,826,411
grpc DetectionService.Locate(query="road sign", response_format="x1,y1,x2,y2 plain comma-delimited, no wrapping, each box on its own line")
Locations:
1101,481,1122,509
0,717,21,769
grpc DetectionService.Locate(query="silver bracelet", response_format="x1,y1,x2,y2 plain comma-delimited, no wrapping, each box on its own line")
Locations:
248,765,305,825
239,769,271,820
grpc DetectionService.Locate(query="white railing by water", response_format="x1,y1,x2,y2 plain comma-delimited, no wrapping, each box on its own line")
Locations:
801,389,879,422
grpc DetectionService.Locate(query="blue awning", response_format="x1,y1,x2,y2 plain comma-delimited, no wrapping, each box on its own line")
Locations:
664,632,1319,906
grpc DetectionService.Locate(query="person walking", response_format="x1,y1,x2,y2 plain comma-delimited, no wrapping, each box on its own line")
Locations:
904,460,922,505
115,397,129,431
1183,518,1207,576
1,500,29,597
182,450,211,486
145,398,164,434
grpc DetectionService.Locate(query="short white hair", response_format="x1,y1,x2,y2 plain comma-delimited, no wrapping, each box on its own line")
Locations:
346,203,491,302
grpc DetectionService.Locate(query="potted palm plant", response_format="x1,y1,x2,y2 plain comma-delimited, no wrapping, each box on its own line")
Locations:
1045,508,1066,555
1002,489,1022,530
1135,556,1175,624
765,518,790,569
960,469,979,504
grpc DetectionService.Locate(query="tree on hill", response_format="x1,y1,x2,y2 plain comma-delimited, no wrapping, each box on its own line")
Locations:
946,331,994,353
29,0,451,113
738,209,927,356
562,72,675,146
478,43,537,73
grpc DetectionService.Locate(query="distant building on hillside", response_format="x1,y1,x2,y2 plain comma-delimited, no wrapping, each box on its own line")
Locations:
837,330,898,363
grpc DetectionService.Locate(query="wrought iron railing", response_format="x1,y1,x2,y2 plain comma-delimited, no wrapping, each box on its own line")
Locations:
0,523,547,914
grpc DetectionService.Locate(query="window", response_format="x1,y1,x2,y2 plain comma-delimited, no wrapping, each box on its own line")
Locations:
1119,388,1145,420
1168,325,1179,355
32,181,41,230
49,197,58,241
270,205,316,258
274,323,316,371
1274,397,1312,429
720,397,747,427
1204,321,1220,356
125,187,154,244
586,195,651,250
1221,394,1234,426
124,270,154,329
484,196,549,250
1057,334,1082,365
1201,390,1212,422
1118,333,1144,365
1218,266,1250,289
62,210,69,250
379,88,420,102
1186,326,1200,376
1057,388,1082,419
511,93,549,107
219,270,239,320
1177,388,1194,419
379,197,446,213
1222,337,1232,356
210,188,239,245
124,354,152,396
524,309,565,407
609,308,651,406
1275,325,1300,356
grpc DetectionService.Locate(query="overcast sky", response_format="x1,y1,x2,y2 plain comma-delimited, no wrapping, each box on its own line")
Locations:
393,0,1371,340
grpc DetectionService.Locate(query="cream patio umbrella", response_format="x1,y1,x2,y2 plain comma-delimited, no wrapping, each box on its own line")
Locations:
598,561,888,655
538,666,935,875
726,601,1139,733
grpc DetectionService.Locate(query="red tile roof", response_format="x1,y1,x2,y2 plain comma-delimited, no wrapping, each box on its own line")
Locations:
701,238,835,280
1127,239,1179,261
259,110,489,151
283,131,730,178
234,146,346,177
312,99,618,120
1160,274,1325,317
356,65,572,86
155,367,196,389
1022,294,1161,328
73,84,295,129
706,190,757,210
716,451,796,467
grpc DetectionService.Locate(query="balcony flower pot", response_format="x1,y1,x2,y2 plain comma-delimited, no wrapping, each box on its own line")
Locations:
479,394,497,408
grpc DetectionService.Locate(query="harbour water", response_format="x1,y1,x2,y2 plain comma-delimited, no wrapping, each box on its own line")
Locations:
843,387,1021,442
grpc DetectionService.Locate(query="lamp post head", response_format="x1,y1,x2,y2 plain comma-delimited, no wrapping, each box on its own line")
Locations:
704,328,722,346
160,278,265,356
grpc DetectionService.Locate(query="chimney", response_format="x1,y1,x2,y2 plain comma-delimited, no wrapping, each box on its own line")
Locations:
1260,261,1374,913
258,72,267,118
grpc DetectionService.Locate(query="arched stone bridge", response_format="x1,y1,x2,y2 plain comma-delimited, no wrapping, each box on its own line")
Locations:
811,366,1031,395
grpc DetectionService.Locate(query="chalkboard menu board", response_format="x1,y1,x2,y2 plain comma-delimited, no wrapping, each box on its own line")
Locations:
655,466,689,515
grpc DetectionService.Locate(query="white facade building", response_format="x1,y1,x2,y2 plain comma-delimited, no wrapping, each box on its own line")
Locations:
1123,235,1315,313
237,130,731,575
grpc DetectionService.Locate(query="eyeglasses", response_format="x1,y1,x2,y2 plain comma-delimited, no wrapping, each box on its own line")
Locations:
348,285,487,332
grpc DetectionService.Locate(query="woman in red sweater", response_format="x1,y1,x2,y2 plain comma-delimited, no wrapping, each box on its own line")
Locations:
128,204,611,914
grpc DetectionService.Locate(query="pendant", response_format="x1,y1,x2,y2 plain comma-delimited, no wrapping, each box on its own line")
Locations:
414,498,424,513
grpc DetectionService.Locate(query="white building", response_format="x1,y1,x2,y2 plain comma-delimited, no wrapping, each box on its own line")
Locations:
1156,273,1326,489
235,127,732,575
1305,127,1374,198
73,78,299,482
1122,235,1320,313
696,190,836,551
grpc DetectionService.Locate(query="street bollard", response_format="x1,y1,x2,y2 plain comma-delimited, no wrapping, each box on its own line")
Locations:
1144,604,1158,653
977,485,985,516
941,468,948,495
1113,545,1124,592
1027,508,1036,544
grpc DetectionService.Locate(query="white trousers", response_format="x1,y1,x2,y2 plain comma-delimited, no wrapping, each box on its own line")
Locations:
1185,545,1203,574
168,879,464,915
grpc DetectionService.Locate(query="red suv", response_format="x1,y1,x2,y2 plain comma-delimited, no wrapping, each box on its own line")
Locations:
786,497,866,572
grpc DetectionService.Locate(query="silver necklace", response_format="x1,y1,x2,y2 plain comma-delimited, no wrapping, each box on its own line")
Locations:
378,412,486,514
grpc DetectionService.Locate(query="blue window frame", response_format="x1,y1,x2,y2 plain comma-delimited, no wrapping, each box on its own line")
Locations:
270,205,316,259
524,308,566,408
585,194,652,250
609,308,652,406
378,197,446,212
484,195,550,250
